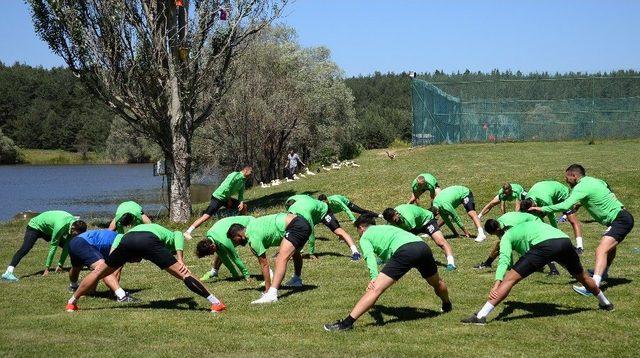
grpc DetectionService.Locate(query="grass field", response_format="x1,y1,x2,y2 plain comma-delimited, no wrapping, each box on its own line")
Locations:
1,139,639,357
19,149,115,165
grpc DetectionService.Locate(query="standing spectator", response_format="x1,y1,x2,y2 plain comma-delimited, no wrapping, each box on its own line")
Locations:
286,149,305,178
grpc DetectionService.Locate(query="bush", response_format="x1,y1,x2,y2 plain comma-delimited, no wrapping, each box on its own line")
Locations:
0,129,23,164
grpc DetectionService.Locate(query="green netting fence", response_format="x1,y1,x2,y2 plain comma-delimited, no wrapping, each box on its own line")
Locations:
411,77,640,146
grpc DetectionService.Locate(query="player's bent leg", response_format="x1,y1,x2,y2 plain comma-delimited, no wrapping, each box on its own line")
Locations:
593,236,618,285
66,262,119,311
350,273,396,320
165,262,225,312
271,239,297,291
430,231,456,270
489,270,523,306
425,273,451,311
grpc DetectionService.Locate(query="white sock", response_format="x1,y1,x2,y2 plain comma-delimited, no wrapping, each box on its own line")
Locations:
206,294,221,304
68,296,77,305
596,291,610,306
477,302,495,319
266,287,278,297
349,245,359,254
477,213,483,220
210,268,218,275
576,236,584,248
477,227,485,236
70,281,79,288
6,266,15,274
446,255,455,265
593,275,602,287
186,226,196,234
114,288,126,299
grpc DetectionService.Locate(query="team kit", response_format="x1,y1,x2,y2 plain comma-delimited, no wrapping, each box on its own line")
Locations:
2,164,634,330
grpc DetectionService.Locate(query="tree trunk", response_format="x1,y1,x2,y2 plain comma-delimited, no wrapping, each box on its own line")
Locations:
166,130,192,223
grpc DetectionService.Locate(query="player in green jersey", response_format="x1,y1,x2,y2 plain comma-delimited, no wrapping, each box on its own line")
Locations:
478,183,527,219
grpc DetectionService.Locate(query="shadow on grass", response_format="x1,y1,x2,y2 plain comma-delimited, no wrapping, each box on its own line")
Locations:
493,301,589,322
237,284,318,300
83,297,209,312
365,305,441,327
305,252,349,259
601,277,632,290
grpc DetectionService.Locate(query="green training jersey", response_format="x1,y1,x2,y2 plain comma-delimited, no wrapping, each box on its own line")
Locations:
212,171,246,201
206,216,254,278
433,185,471,230
28,210,77,268
496,212,541,229
392,204,434,232
542,176,624,226
246,213,287,257
115,223,185,253
359,225,423,280
114,201,144,234
495,221,569,281
498,183,526,202
526,181,569,206
411,173,438,197
326,195,356,222
287,196,329,254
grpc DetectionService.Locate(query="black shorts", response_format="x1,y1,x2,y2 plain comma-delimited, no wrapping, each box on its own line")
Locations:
204,197,240,216
284,216,312,250
322,210,341,232
412,219,440,236
604,209,634,243
462,191,476,212
381,241,438,281
105,232,177,270
26,226,51,242
68,237,110,267
512,238,583,279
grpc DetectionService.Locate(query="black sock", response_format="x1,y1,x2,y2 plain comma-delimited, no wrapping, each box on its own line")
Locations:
342,315,356,326
484,257,495,266
183,276,211,299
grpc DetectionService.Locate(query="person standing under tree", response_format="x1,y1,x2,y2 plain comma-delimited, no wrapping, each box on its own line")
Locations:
286,149,305,179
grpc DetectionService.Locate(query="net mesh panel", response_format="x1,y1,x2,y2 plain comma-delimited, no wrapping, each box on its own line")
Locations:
411,77,640,145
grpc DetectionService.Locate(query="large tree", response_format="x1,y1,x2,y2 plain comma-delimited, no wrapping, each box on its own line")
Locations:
27,0,286,222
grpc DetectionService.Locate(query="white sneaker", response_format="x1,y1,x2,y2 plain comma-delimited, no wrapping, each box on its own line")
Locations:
474,234,486,243
251,293,278,304
284,276,303,287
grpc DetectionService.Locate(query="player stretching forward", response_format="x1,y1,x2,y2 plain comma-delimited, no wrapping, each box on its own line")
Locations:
108,201,152,233
529,164,634,296
67,229,138,302
195,215,254,281
324,216,451,331
286,194,361,260
462,220,613,325
409,173,441,205
478,183,527,219
184,166,252,239
227,212,312,304
432,185,486,242
318,194,379,222
65,223,225,313
3,211,86,282
382,204,456,270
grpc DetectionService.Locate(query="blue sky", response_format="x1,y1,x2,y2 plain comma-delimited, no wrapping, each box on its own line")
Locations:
1,0,638,76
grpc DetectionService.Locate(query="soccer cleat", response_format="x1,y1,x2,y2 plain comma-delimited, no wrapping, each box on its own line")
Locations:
575,247,584,255
547,268,560,276
117,294,141,303
474,262,491,269
323,320,353,332
65,303,79,312
211,302,227,313
461,313,486,325
2,272,18,282
200,270,218,281
599,303,614,311
251,293,278,304
68,284,79,293
441,302,453,313
350,252,362,261
572,285,593,297
587,269,609,281
474,234,486,243
284,276,303,287
445,263,457,271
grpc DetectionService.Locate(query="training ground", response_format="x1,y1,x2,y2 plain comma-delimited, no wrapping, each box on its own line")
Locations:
1,139,639,357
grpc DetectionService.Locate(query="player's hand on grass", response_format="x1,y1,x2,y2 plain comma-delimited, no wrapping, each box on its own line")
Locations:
55,265,63,273
309,254,319,260
42,268,50,276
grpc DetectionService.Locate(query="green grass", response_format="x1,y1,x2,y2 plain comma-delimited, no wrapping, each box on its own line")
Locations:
2,139,640,357
20,149,114,165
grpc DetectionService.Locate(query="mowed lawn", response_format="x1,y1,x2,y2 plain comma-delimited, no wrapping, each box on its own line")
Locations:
1,139,639,357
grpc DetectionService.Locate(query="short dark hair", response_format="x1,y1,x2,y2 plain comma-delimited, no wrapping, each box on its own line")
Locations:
382,208,396,222
195,239,216,258
285,199,295,209
428,206,439,216
484,219,501,235
502,183,512,191
118,213,134,227
227,224,246,239
353,214,376,228
566,164,586,176
519,198,534,211
71,220,87,234
318,194,328,201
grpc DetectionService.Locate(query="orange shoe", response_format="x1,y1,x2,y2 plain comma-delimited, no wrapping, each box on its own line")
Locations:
65,303,79,312
211,302,226,313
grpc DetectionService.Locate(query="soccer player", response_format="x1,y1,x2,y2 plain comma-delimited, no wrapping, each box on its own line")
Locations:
286,194,361,261
529,164,634,296
432,185,486,242
67,229,138,302
65,223,225,313
473,211,541,269
461,220,613,325
108,201,152,234
195,215,254,281
227,212,312,304
382,204,456,270
2,211,87,282
184,166,252,239
409,172,441,205
318,194,379,222
323,216,452,331
477,183,527,219
520,180,584,253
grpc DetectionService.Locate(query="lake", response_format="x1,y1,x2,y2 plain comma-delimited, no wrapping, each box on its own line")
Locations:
0,164,219,222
